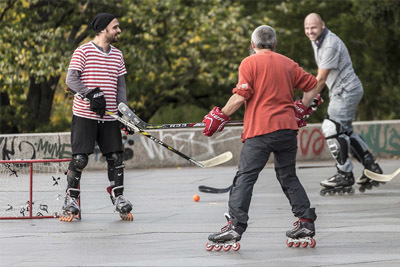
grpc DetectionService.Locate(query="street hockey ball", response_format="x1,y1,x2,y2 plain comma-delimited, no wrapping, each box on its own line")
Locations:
193,194,200,202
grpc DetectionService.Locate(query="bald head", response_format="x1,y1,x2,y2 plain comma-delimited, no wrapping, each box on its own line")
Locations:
304,13,325,41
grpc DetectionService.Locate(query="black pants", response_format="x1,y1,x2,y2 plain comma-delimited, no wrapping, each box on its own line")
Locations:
228,130,317,234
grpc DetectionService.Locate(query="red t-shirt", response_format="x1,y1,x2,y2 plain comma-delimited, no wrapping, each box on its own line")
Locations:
232,51,317,142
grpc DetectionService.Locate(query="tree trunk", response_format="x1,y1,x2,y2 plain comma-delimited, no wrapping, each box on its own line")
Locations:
25,76,60,132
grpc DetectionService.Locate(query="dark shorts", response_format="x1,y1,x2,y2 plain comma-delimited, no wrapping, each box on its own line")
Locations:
70,115,123,155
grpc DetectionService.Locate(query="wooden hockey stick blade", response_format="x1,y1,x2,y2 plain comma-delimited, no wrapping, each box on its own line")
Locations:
197,151,233,168
198,184,233,194
364,168,400,182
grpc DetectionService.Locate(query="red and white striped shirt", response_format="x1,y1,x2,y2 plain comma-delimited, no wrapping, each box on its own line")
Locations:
68,42,127,121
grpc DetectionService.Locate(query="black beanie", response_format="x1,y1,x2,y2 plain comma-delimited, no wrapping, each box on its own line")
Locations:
91,13,116,32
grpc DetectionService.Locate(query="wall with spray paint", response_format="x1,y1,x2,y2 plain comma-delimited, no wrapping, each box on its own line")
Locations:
1,121,399,170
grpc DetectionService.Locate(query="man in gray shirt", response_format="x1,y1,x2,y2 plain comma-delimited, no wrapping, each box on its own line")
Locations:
304,13,383,194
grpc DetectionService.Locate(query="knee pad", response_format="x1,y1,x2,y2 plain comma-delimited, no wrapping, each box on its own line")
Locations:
69,154,89,171
106,152,125,186
321,118,342,138
67,154,88,188
322,119,349,165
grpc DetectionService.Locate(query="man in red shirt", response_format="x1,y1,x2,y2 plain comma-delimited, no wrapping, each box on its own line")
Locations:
203,25,319,250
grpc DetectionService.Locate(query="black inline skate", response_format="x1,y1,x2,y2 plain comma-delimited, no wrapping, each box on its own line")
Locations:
206,213,241,252
60,188,80,222
320,169,355,196
111,186,133,221
356,153,384,193
286,218,316,248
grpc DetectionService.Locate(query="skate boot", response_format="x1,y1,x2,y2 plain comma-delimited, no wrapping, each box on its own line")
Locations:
320,169,355,196
206,213,241,252
356,153,384,193
106,186,115,205
111,186,133,221
60,188,80,222
286,218,316,248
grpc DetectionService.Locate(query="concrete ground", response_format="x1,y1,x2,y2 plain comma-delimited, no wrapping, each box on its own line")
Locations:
0,159,399,267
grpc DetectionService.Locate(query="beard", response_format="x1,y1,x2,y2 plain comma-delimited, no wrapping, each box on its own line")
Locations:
105,29,119,43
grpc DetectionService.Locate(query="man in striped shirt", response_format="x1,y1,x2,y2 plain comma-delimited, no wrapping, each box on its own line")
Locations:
62,13,133,222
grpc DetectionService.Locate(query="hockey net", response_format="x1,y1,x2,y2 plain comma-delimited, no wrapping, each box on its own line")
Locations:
0,159,71,220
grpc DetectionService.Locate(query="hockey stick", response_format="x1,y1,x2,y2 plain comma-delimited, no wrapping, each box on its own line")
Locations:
66,88,233,168
198,163,336,194
118,103,243,130
364,168,400,182
198,184,233,194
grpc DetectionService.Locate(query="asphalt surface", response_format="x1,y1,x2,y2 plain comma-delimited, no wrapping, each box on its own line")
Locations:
1,159,399,267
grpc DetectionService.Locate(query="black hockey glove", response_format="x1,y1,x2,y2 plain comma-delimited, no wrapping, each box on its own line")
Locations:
86,87,106,117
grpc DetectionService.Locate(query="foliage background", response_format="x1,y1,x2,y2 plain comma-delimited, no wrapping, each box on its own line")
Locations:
1,0,399,134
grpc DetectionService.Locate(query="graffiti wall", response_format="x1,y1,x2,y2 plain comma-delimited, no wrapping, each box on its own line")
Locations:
1,120,399,170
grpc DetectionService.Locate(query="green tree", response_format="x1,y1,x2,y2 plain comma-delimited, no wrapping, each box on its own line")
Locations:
0,0,121,133
118,0,254,122
1,0,399,134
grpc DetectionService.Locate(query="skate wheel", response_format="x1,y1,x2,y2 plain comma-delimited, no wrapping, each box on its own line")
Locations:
294,242,301,247
301,242,308,248
309,238,316,248
286,239,293,247
223,244,231,251
338,191,344,196
359,186,365,193
232,242,240,251
214,244,222,251
319,190,327,196
205,242,214,251
60,214,73,222
328,191,335,196
120,213,133,221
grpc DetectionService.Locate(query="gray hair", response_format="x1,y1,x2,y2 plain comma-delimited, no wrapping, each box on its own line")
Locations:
251,25,276,49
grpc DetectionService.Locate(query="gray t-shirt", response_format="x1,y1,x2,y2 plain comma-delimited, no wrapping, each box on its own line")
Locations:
312,29,361,95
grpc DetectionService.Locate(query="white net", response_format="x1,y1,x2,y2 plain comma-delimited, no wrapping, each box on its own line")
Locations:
0,159,70,219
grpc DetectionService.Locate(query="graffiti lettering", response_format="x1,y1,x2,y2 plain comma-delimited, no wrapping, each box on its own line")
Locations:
299,128,325,156
35,139,71,158
356,124,400,156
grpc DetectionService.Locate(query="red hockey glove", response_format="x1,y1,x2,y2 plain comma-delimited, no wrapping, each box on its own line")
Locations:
202,107,231,137
310,93,323,112
294,100,313,128
296,117,308,128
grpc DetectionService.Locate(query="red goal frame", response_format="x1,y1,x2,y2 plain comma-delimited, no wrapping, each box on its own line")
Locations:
0,158,81,220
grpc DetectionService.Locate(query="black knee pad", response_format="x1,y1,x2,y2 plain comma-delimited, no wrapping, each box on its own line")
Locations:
106,152,125,186
67,154,88,188
69,154,89,171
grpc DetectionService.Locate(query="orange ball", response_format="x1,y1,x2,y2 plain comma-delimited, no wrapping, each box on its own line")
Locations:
193,194,200,202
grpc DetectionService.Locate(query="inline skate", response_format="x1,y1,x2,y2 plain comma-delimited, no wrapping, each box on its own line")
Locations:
320,169,355,196
357,153,384,192
60,188,80,222
111,186,133,221
286,218,316,248
206,213,241,252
